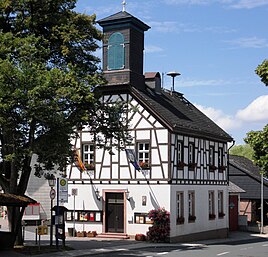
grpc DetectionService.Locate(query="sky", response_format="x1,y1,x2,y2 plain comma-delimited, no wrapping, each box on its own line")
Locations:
76,0,268,145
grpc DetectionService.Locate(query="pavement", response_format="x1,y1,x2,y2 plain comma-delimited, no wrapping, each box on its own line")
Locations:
0,218,268,257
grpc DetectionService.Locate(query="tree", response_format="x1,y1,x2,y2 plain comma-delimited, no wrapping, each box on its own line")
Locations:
0,0,130,246
255,59,268,86
244,125,268,176
229,144,254,160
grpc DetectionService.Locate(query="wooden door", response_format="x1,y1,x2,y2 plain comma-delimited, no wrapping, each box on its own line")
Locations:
105,192,124,233
229,195,238,231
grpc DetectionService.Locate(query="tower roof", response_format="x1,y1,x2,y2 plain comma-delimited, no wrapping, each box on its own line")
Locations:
97,11,150,31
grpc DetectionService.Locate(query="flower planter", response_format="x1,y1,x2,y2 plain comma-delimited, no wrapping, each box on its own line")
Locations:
188,215,196,222
135,234,146,241
178,162,186,170
218,212,225,218
87,231,97,237
209,214,216,219
177,216,185,224
77,231,86,237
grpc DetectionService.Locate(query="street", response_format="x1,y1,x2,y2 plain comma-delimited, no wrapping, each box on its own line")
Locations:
89,240,268,257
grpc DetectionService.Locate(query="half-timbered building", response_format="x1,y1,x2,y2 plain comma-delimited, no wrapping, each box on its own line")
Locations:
64,10,233,242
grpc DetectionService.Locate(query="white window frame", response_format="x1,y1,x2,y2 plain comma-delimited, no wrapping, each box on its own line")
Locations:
188,143,195,164
82,144,95,164
218,191,224,216
178,141,184,163
188,191,195,220
208,191,215,218
137,142,150,163
209,146,215,165
177,192,184,219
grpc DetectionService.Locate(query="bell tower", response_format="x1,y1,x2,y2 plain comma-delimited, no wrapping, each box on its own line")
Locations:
98,10,150,89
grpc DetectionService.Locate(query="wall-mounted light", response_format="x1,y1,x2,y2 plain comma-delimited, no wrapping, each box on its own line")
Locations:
126,189,130,201
95,188,101,201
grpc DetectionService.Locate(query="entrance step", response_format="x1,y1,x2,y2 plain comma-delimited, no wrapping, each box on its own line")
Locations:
97,233,130,239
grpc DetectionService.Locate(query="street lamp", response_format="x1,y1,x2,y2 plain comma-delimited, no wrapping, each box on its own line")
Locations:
47,175,56,246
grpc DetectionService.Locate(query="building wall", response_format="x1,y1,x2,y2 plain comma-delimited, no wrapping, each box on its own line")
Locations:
170,184,228,238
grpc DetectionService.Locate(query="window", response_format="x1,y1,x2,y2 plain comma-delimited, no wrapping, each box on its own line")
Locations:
208,191,215,219
209,147,214,165
188,191,196,222
82,144,95,169
137,142,150,168
209,146,216,171
188,143,195,170
177,192,184,224
218,191,225,218
107,32,125,70
218,148,225,171
177,141,184,169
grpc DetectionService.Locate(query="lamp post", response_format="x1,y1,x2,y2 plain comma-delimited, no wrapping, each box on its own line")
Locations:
261,172,264,234
48,176,56,246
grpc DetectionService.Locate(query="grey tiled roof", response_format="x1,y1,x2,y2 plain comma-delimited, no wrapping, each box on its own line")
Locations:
229,155,268,199
228,181,245,193
131,87,233,142
97,11,150,31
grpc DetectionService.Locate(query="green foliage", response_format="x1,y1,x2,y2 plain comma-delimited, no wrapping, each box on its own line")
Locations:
147,208,170,243
0,0,130,195
229,144,254,160
244,124,268,175
256,59,268,86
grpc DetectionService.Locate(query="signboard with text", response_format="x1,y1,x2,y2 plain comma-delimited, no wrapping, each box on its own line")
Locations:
59,178,68,203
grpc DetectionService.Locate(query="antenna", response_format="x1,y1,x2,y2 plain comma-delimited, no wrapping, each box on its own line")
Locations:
122,0,126,12
167,71,181,92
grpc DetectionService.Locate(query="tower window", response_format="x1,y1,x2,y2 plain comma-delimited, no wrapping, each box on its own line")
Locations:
108,32,125,70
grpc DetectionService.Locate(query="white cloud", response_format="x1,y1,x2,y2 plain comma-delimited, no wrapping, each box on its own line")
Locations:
225,37,268,49
163,0,211,5
145,45,164,53
193,95,268,134
162,0,268,9
194,104,241,130
149,21,179,33
229,0,268,9
176,77,251,88
236,95,268,122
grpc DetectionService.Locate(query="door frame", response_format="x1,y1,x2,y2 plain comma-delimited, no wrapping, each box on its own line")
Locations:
102,189,128,234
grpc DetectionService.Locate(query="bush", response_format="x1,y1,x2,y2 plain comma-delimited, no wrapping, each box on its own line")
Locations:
147,208,170,242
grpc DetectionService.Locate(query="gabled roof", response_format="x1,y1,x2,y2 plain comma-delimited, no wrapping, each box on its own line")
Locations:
229,155,268,199
130,87,233,142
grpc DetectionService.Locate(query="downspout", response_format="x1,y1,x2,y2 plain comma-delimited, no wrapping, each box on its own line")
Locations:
227,140,235,185
227,140,235,233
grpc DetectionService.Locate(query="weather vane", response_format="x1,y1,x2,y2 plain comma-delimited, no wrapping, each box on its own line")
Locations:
122,0,126,12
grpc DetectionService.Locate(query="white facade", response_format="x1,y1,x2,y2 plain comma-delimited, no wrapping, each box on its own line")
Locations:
64,92,230,241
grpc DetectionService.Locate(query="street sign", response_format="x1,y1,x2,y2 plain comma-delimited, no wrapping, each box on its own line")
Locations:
50,188,56,200
59,178,68,203
72,188,78,196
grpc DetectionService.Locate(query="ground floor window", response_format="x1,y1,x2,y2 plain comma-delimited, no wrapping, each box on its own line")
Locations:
188,191,196,222
218,191,225,218
177,192,184,224
209,191,216,219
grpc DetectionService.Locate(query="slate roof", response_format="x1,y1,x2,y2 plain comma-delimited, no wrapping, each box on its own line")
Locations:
98,11,150,31
228,181,245,194
229,155,268,199
131,86,233,142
